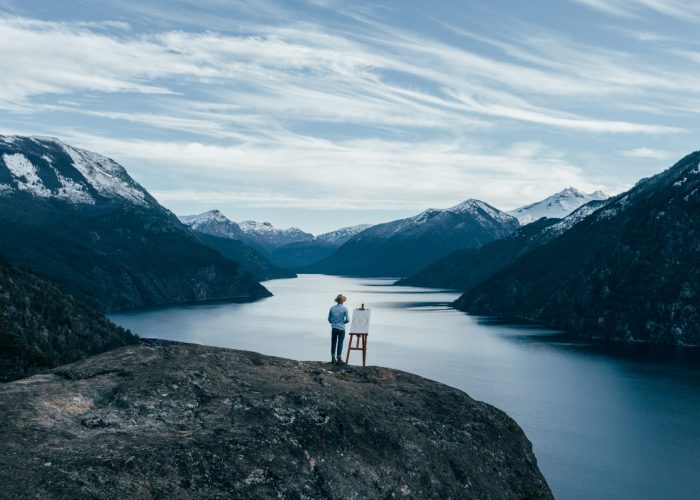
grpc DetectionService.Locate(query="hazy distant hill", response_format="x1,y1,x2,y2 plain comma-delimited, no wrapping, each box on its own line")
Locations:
271,224,373,270
181,210,373,271
456,151,700,344
308,200,519,277
179,211,295,280
0,136,270,311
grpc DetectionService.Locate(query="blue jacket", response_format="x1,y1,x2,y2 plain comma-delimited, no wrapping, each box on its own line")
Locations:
328,303,350,331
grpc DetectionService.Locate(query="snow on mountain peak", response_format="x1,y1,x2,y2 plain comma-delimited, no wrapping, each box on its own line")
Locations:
0,135,151,206
180,210,228,224
179,210,243,240
316,224,373,244
508,188,609,225
448,199,517,225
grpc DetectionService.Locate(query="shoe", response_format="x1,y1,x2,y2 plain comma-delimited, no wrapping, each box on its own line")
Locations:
336,359,345,365
331,357,336,364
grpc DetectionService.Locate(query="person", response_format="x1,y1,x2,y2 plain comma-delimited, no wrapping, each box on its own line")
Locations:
328,294,350,364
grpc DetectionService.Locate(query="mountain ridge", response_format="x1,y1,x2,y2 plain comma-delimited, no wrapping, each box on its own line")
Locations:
0,135,270,311
307,199,519,277
456,151,700,344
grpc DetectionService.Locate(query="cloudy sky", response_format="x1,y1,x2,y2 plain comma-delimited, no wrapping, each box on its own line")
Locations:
1,0,698,233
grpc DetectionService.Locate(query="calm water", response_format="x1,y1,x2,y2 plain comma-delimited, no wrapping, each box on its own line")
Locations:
110,275,700,500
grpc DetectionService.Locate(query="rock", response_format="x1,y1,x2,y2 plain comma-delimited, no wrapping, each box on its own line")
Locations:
0,340,552,499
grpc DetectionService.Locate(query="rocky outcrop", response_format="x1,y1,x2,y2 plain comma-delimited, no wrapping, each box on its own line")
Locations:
0,340,552,499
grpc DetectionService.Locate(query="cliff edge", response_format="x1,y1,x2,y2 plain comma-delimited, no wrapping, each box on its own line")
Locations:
0,340,552,499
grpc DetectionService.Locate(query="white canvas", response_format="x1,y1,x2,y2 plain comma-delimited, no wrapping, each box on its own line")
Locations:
349,308,371,334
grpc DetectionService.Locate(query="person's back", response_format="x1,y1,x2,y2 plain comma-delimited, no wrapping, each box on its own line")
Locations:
328,303,350,331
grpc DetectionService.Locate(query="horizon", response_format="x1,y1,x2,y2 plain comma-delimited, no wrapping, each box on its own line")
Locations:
175,185,609,235
1,1,699,232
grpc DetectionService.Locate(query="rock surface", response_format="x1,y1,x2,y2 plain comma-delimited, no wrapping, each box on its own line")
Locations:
0,340,552,499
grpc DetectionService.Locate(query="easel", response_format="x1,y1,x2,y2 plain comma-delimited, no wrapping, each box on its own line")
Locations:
345,304,368,367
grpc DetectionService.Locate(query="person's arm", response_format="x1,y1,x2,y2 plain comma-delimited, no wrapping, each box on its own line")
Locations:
328,307,333,324
344,307,350,324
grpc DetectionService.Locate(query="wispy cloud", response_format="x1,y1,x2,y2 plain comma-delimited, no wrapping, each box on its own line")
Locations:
572,0,700,22
622,147,673,160
0,1,696,227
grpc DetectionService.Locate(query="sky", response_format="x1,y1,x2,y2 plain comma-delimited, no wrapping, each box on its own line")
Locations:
1,0,699,233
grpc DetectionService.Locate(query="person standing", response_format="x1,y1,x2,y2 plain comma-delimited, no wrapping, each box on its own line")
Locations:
328,294,350,364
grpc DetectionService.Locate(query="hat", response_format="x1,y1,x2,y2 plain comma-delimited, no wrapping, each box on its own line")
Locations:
335,294,346,304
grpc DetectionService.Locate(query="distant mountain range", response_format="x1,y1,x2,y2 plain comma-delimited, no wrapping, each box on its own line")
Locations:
307,200,520,277
178,210,295,280
452,151,700,345
180,210,373,270
508,187,609,224
399,198,611,289
0,135,270,311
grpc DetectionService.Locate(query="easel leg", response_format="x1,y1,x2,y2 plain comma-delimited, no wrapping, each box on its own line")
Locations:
362,335,367,367
345,334,351,364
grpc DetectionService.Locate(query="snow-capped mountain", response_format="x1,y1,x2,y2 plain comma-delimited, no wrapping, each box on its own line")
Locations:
508,187,609,225
0,135,269,310
308,199,519,277
0,135,156,207
401,198,610,289
238,220,314,251
179,210,244,240
316,224,373,245
456,150,700,344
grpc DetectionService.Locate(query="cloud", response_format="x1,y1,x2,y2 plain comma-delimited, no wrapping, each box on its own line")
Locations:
571,0,700,22
621,147,673,160
59,131,600,212
0,13,684,137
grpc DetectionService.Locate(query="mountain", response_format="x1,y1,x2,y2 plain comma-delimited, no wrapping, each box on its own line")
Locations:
316,224,373,244
270,224,374,270
397,217,560,289
307,200,520,277
399,199,609,289
456,151,700,345
179,211,295,280
179,209,244,240
238,220,314,252
0,256,137,382
0,135,270,310
508,187,609,225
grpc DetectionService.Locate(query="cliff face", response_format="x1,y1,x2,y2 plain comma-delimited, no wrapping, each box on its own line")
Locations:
0,340,552,499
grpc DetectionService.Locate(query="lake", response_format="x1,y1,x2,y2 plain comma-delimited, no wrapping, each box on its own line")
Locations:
110,274,700,500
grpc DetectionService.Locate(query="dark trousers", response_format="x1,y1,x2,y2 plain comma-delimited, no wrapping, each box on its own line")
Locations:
331,328,345,358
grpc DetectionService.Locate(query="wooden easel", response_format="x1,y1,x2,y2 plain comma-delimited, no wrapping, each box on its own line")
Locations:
345,304,368,367
345,333,368,366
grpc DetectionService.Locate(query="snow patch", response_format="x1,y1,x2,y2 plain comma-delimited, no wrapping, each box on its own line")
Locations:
60,141,148,206
52,168,95,204
316,224,372,243
2,153,51,197
545,200,607,237
509,187,609,225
